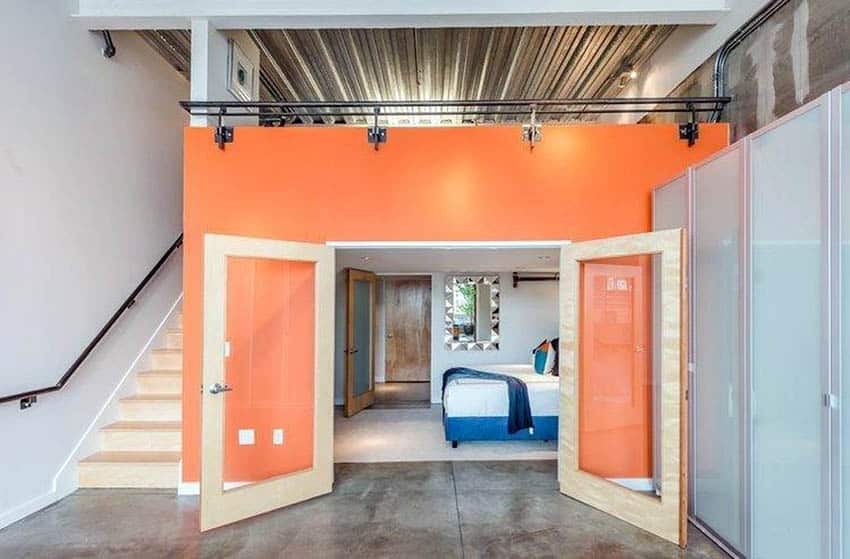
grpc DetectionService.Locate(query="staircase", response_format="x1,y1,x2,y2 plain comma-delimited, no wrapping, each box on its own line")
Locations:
78,312,183,488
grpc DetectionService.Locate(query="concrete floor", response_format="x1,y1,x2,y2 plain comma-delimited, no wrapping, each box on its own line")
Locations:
0,461,726,559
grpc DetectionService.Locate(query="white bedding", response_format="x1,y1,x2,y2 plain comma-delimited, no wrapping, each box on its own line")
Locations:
442,364,560,418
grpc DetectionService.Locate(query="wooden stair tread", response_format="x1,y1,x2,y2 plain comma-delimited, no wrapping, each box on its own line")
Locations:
80,451,181,464
102,421,182,431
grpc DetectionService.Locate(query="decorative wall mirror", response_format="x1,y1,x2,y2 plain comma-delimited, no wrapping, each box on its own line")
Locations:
445,275,500,350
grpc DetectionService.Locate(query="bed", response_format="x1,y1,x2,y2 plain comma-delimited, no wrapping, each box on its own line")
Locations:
442,364,559,446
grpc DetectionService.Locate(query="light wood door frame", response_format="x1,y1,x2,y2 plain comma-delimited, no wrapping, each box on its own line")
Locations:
384,275,432,383
344,268,377,416
559,229,688,546
201,233,334,532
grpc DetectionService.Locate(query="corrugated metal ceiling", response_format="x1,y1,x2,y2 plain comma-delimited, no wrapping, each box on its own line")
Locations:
140,25,675,125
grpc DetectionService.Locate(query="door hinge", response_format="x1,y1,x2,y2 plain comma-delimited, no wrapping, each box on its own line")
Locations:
224,341,231,358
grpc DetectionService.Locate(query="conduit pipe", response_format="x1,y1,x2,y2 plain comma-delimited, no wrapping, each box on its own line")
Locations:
711,0,791,121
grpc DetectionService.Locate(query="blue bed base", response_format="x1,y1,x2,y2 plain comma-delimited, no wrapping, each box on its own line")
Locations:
443,414,558,444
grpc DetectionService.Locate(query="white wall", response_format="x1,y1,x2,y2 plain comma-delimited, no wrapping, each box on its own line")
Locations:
333,270,559,405
0,1,187,528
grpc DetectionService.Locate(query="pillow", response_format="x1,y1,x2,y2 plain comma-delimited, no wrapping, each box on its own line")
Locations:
544,343,556,374
550,337,560,376
531,339,550,374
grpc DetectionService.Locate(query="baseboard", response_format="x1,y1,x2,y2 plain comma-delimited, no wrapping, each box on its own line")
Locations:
0,490,58,531
608,477,655,492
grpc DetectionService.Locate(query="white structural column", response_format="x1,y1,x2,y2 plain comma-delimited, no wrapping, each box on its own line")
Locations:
189,19,228,127
189,20,260,127
76,0,727,29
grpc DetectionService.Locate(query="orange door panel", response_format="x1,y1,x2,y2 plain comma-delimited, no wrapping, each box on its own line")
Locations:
224,257,316,482
579,256,653,479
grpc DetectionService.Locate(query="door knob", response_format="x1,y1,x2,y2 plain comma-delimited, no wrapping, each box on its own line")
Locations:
209,382,233,394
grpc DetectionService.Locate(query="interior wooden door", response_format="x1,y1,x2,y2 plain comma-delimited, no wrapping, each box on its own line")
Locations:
200,234,334,532
559,229,687,547
344,269,377,416
384,276,431,382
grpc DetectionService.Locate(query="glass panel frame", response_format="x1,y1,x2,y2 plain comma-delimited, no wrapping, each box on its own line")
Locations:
559,229,687,547
200,233,335,532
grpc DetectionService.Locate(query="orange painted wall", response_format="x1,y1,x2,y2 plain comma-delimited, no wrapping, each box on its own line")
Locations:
183,123,727,482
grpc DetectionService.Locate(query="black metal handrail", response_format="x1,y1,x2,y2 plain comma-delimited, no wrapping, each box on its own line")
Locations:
0,234,184,408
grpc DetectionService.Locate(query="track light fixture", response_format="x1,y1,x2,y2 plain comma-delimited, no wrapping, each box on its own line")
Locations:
521,105,542,149
367,107,388,150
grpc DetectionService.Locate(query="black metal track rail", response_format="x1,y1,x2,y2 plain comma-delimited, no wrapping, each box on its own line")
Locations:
513,272,561,289
180,95,730,120
0,234,184,408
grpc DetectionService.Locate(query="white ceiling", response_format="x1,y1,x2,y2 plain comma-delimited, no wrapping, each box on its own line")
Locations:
75,0,726,29
336,247,560,273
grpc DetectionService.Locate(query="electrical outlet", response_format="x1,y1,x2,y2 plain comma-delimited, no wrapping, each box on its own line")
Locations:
273,429,284,445
238,429,255,445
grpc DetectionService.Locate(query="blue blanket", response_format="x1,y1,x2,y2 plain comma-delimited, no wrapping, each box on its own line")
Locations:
442,367,534,434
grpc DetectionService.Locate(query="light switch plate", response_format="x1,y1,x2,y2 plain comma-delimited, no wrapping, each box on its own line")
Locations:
273,429,284,445
238,429,255,445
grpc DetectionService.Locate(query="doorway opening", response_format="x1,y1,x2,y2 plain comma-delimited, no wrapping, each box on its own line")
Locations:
334,244,562,463
375,275,432,409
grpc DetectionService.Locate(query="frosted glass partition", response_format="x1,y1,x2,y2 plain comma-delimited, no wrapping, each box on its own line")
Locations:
692,146,745,553
652,174,688,230
841,86,849,559
750,102,826,559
